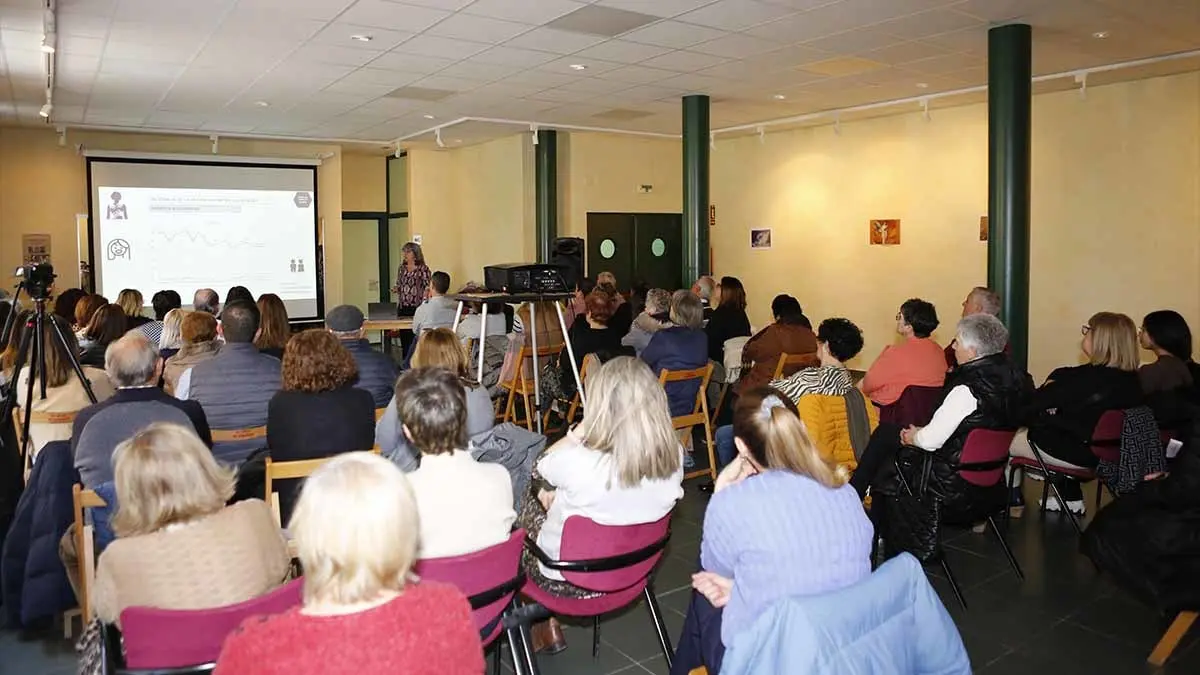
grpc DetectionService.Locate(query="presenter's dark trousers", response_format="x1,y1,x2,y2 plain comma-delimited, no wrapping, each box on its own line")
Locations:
669,589,725,675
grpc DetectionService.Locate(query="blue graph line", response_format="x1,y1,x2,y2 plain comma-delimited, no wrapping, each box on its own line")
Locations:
153,229,268,249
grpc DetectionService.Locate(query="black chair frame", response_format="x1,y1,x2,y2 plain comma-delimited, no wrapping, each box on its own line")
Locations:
1015,436,1118,536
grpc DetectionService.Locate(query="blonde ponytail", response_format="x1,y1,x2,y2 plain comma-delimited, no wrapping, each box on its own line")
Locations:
734,387,849,489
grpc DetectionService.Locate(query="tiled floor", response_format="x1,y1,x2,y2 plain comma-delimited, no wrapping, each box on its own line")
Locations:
5,479,1199,674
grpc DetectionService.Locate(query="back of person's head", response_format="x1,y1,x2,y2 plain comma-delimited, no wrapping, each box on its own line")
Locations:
394,367,467,456
160,308,187,350
645,288,671,317
900,298,939,338
111,423,235,538
0,302,11,350
1086,311,1139,371
430,271,450,295
969,287,1001,316
193,288,219,315
53,288,88,322
956,314,1008,358
291,452,418,605
597,271,617,287
669,290,704,330
220,301,260,343
577,277,597,297
86,304,128,344
255,293,290,351
32,315,80,388
180,310,217,345
733,387,848,488
817,318,864,363
283,329,358,393
225,285,254,307
576,356,680,488
151,290,182,321
771,294,805,325
325,304,365,338
75,294,108,328
585,288,615,325
718,277,747,311
116,289,144,317
693,275,715,301
1,309,33,373
105,331,160,387
411,328,471,381
1142,310,1192,362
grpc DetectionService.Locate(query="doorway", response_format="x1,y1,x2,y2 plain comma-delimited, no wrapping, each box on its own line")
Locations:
341,211,390,342
586,212,684,292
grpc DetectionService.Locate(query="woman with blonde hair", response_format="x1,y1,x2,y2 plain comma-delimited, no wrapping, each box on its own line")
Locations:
670,387,873,675
163,311,221,395
1008,311,1142,515
158,308,187,360
521,356,684,651
215,452,484,674
255,293,290,359
116,288,150,329
92,423,289,625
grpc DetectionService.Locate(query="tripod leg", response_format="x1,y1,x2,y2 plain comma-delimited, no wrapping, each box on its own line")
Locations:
47,311,98,404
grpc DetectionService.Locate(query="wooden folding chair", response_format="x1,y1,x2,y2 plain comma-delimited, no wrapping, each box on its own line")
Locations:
1149,610,1197,666
374,407,388,423
210,426,268,444
552,352,598,433
659,364,716,481
263,450,382,527
15,408,79,481
70,484,107,629
772,351,820,380
498,343,563,432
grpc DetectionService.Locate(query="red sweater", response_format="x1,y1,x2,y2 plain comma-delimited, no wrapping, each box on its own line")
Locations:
214,582,484,675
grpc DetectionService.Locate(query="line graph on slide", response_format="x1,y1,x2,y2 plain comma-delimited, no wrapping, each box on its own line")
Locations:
153,228,269,250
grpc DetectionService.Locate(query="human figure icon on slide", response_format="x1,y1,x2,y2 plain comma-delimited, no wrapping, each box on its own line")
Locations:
290,259,297,273
107,239,131,261
297,259,305,273
106,192,127,220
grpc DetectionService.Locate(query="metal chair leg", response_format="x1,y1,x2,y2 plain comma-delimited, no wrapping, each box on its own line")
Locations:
494,639,506,675
592,615,601,658
1048,480,1083,535
643,585,675,669
1038,476,1050,522
987,516,1024,580
940,555,968,611
1094,481,1104,513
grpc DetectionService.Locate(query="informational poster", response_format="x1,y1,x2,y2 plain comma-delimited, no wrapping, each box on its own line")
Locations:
22,233,51,265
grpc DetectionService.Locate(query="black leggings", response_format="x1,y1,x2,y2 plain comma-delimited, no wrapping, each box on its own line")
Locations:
850,423,903,498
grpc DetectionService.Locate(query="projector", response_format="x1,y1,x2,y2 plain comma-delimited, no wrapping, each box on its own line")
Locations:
484,263,569,293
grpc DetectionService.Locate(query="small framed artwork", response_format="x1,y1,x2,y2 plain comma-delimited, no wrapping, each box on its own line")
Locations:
869,219,901,245
979,215,989,242
750,228,772,249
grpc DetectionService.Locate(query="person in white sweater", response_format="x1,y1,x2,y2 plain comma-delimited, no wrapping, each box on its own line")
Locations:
399,367,515,560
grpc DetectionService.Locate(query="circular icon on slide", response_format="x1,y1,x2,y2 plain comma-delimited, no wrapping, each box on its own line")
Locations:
106,239,131,261
294,192,313,208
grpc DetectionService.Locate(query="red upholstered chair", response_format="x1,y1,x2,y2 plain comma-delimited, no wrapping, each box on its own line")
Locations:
1008,409,1124,535
519,515,675,671
105,578,304,673
414,530,531,675
877,385,943,428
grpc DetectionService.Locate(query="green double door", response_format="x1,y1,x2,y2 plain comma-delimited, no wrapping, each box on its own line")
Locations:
585,212,684,292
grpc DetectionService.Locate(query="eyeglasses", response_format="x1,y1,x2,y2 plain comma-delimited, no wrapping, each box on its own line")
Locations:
1081,324,1092,335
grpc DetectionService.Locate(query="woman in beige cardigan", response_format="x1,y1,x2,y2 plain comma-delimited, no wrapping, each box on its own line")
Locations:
163,311,220,395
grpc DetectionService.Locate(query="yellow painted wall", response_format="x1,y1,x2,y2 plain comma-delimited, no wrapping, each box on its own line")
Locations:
406,146,462,284
0,127,345,308
711,72,1200,380
341,152,386,212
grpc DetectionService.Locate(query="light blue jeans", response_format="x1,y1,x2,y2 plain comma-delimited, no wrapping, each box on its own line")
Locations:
715,424,736,470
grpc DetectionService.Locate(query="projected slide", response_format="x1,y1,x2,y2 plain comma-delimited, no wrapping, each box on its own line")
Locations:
95,186,318,315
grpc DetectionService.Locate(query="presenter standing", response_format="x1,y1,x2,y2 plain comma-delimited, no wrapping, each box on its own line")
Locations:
392,242,431,357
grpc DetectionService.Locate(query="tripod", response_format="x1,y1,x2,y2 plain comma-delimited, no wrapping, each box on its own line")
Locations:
0,282,98,469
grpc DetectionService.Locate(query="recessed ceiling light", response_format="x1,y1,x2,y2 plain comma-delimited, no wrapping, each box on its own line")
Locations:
40,43,55,54
423,114,435,119
351,34,373,42
254,100,270,107
1092,30,1109,39
569,64,587,71
772,94,786,100
915,82,929,89
453,139,462,144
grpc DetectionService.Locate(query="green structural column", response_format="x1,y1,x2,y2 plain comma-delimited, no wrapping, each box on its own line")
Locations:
535,129,558,263
683,95,711,287
987,24,1032,370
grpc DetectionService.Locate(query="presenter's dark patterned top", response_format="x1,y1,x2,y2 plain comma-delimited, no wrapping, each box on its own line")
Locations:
396,263,431,310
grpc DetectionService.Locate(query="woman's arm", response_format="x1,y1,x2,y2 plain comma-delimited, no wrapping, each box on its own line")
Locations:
699,496,737,578
911,385,978,450
860,347,892,397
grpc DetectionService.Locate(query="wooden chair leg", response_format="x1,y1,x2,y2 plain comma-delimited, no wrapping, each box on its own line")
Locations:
503,387,517,425
1149,611,1198,666
522,391,535,432
702,419,717,481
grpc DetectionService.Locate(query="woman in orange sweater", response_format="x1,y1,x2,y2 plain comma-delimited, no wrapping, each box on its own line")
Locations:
861,298,947,406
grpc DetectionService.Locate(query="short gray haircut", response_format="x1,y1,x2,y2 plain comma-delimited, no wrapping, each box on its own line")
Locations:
669,290,704,330
193,288,219,315
645,288,671,315
105,330,160,387
956,314,1008,358
970,287,1001,316
694,275,715,301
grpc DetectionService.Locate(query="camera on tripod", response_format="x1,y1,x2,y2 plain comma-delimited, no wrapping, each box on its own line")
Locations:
14,263,56,300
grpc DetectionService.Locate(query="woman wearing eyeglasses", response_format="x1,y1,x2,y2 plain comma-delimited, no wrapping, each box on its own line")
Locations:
1008,312,1143,516
669,386,873,675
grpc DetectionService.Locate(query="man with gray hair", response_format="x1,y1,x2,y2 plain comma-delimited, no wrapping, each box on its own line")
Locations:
621,288,672,356
946,286,1007,368
691,275,716,323
71,331,211,487
193,288,220,315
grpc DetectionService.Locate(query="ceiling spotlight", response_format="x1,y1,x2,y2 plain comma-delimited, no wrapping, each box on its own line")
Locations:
39,103,52,118
254,100,270,107
453,139,462,144
423,114,435,119
915,82,929,89
772,94,786,100
40,41,55,54
351,34,373,42
1092,30,1109,39
569,64,587,71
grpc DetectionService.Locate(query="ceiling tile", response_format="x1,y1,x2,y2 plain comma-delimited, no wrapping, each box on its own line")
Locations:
570,39,675,64
746,2,877,42
676,0,796,30
951,0,1047,23
622,20,726,49
595,0,718,19
235,0,355,20
396,0,475,9
638,49,730,72
537,55,625,74
310,23,415,51
214,9,326,40
470,45,561,67
690,33,785,58
425,13,534,44
804,26,902,54
291,44,382,67
390,34,492,58
59,36,106,57
361,51,457,73
464,0,588,25
57,13,113,39
337,0,453,32
437,60,524,81
875,9,985,40
498,70,577,88
594,63,680,83
113,0,231,26
545,5,661,37
503,27,605,53
861,39,953,65
554,77,634,94
901,53,983,76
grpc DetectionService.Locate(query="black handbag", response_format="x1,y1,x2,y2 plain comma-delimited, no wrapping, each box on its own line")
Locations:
883,452,942,563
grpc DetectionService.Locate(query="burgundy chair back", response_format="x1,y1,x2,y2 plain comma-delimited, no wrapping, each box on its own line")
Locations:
956,429,1018,486
878,385,943,428
120,578,303,669
559,515,671,593
1090,410,1125,464
413,529,525,643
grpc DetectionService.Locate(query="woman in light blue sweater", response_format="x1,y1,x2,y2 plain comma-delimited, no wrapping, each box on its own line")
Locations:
670,386,874,675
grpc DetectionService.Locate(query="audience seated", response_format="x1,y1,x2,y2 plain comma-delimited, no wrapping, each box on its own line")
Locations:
411,270,456,337
163,311,220,396
561,288,625,397
622,288,672,356
946,287,1003,368
193,288,220,315
117,289,150,330
52,288,88,325
671,387,873,675
643,290,709,418
225,285,254,308
517,356,683,651
73,294,107,343
691,275,716,322
861,298,947,406
379,328,494,470
92,423,289,626
737,295,817,394
1008,312,1143,515
398,367,515,559
852,315,1033,528
1138,310,1195,395
79,304,127,368
177,301,280,464
72,332,211,487
566,276,596,328
138,290,181,347
157,308,186,360
254,293,290,360
267,329,375,522
598,278,634,336
326,304,398,407
705,277,752,363
1,308,33,386
15,316,114,459
214,452,484,675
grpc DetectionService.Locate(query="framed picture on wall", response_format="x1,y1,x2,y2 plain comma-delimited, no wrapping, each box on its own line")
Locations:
869,219,901,245
979,215,989,242
750,228,772,249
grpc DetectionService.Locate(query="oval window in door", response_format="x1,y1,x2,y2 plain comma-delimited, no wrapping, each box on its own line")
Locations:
651,238,666,257
600,239,616,259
